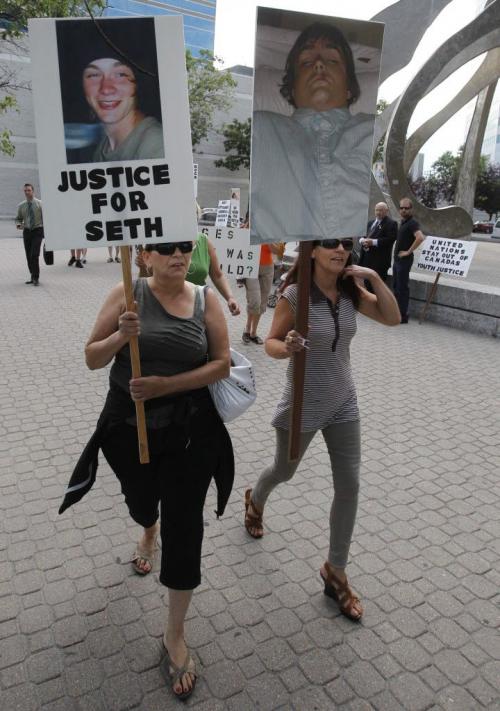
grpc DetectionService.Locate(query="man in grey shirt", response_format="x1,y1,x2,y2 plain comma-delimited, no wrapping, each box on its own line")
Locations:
250,22,375,245
16,183,44,286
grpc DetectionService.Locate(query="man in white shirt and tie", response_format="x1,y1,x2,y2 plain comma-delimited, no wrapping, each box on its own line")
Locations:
16,183,44,286
358,202,397,283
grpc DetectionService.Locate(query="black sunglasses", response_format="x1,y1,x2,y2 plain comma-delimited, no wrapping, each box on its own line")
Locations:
152,242,193,256
318,239,354,251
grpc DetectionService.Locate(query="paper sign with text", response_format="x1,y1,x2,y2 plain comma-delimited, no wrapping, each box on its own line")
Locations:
216,200,231,228
199,227,260,278
193,163,198,197
29,16,196,250
417,237,477,278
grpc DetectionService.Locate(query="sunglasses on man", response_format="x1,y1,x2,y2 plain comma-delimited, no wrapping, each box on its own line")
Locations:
318,239,354,251
150,242,194,255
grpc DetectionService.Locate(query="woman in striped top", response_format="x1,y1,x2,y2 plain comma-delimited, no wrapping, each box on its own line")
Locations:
244,238,400,620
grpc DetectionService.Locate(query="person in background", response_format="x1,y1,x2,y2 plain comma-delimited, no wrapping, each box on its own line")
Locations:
392,198,425,323
107,246,121,263
242,242,283,344
358,202,397,283
68,249,85,268
16,183,44,286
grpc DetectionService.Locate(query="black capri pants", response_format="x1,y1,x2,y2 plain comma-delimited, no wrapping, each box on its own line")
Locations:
101,419,215,590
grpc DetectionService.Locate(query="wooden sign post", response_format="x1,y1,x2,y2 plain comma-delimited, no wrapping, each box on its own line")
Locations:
120,246,150,464
419,272,440,324
288,242,312,461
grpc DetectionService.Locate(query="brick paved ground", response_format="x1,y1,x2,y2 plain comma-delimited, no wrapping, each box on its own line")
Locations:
1,239,499,711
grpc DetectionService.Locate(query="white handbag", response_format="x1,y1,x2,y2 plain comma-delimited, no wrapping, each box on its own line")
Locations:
209,348,257,422
197,286,257,422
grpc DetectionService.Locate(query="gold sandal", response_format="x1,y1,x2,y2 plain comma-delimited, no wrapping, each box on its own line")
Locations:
320,562,363,621
244,488,264,539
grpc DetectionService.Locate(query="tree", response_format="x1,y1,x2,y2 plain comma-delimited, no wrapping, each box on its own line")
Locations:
0,1,105,155
474,163,500,219
214,117,251,172
430,150,459,203
410,175,439,208
186,49,236,149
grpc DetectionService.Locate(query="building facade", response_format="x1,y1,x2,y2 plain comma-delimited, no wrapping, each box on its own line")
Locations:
104,0,216,56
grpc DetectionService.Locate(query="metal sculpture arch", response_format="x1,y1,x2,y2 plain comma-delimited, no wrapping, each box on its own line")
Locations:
372,0,500,237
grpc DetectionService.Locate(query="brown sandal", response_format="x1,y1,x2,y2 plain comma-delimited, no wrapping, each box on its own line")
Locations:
244,488,264,539
320,562,363,621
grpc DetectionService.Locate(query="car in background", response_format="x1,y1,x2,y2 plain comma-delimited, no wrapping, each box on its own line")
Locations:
198,208,217,227
472,221,494,234
492,219,500,239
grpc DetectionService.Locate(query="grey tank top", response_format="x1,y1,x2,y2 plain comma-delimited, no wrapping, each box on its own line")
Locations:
110,280,208,392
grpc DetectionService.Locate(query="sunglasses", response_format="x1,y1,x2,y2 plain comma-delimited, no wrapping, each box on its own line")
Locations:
152,242,193,256
318,239,354,251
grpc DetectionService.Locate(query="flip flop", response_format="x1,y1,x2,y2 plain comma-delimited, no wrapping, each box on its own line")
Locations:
160,647,197,700
131,534,159,576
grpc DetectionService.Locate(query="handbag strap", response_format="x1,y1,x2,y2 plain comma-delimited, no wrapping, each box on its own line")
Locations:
197,285,209,316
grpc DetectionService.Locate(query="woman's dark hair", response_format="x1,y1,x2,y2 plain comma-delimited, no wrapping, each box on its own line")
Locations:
280,22,360,108
279,243,360,310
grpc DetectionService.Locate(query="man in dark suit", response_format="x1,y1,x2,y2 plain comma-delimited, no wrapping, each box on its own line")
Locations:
359,202,397,282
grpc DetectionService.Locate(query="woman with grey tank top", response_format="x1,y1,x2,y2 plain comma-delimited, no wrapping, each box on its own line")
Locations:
244,238,400,621
84,240,232,700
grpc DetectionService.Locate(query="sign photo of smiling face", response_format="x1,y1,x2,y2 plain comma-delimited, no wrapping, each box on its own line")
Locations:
82,58,139,129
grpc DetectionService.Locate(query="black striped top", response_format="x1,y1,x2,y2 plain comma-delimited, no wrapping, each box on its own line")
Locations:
272,282,359,432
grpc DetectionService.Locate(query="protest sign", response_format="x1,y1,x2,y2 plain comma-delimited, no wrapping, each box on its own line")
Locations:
199,227,260,278
29,16,197,250
229,188,240,227
249,8,384,459
193,163,199,197
417,237,477,278
216,200,231,228
250,8,383,246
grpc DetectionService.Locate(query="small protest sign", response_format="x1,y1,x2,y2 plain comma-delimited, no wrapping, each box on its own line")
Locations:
193,163,199,198
216,200,231,228
417,237,477,278
199,227,260,278
29,16,197,250
229,188,240,227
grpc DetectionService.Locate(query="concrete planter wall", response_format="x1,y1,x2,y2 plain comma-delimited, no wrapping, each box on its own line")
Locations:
387,273,500,337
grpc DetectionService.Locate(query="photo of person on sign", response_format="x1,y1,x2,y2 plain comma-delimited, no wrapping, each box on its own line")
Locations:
56,17,164,164
250,10,382,245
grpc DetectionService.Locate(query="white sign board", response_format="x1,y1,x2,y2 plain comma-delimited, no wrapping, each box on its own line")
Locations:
29,16,197,250
216,200,231,228
200,227,260,278
229,188,240,228
417,237,477,278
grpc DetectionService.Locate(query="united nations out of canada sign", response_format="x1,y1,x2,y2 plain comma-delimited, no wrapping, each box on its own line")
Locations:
29,16,197,250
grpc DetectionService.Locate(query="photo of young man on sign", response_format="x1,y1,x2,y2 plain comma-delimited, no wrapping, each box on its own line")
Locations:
56,17,164,164
250,9,383,245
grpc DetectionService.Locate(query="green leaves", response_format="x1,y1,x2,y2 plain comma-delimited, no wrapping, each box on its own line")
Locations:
186,49,236,149
214,118,251,172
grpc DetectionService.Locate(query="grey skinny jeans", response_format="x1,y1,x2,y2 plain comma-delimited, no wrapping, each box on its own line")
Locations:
252,420,360,568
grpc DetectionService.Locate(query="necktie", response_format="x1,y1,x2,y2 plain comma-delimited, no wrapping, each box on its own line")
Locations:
27,201,35,230
369,219,379,236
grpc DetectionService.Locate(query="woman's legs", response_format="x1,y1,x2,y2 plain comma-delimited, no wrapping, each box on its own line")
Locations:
320,420,362,618
248,428,316,535
321,420,361,569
